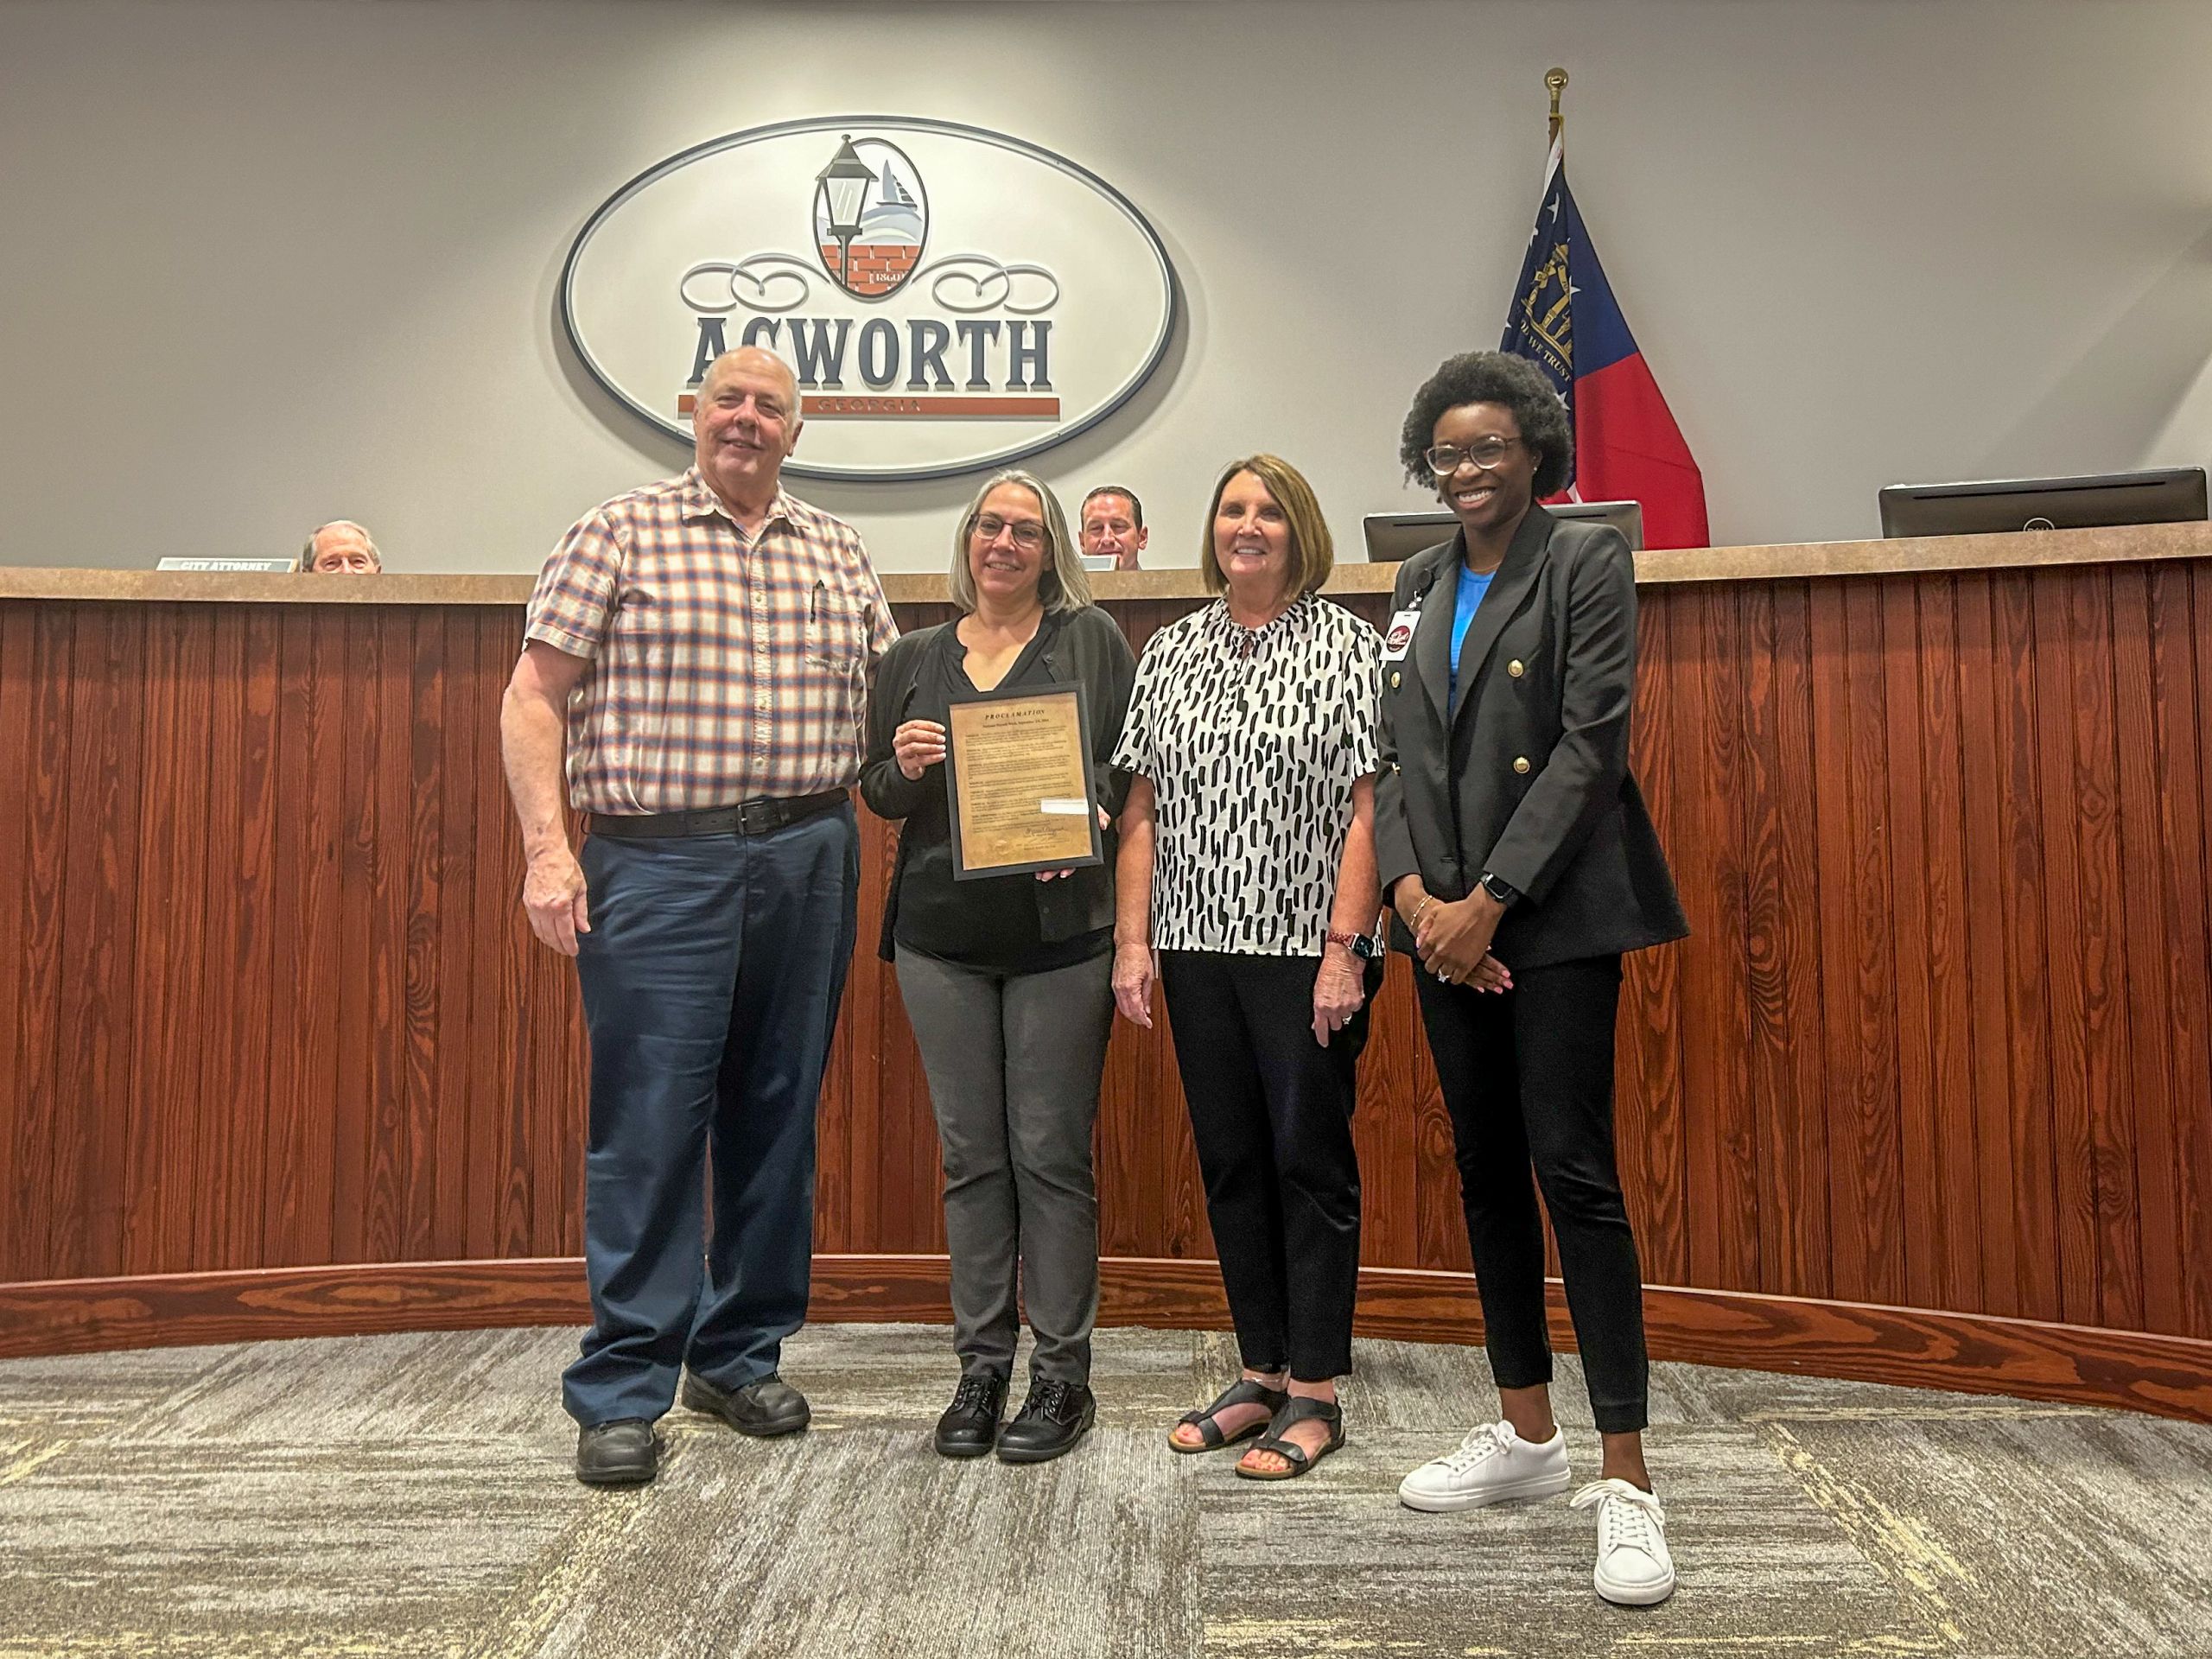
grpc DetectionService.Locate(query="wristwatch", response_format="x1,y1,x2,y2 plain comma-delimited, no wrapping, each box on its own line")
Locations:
1325,929,1382,959
1478,872,1521,908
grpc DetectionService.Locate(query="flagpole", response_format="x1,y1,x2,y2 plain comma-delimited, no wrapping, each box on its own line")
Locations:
1546,67,1567,145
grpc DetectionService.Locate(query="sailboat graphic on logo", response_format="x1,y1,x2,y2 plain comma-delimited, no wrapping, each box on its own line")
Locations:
813,135,928,300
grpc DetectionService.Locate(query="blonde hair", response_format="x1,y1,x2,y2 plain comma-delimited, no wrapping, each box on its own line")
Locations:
946,471,1091,614
1198,454,1334,598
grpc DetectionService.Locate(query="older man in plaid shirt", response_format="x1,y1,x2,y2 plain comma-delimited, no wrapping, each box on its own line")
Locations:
501,346,895,1486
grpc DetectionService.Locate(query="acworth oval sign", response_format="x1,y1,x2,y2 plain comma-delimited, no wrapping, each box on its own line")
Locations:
561,116,1180,482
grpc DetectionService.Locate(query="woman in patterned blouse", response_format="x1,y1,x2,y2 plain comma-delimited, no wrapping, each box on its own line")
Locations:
1110,454,1385,1481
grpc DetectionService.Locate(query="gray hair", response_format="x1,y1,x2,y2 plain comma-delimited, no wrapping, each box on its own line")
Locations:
946,470,1091,614
302,520,383,570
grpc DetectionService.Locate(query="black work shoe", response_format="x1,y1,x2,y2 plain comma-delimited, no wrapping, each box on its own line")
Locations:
996,1378,1096,1464
933,1372,1009,1459
681,1370,811,1437
575,1418,658,1485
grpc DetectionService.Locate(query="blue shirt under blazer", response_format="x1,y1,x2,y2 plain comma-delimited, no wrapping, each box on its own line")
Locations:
1374,504,1689,970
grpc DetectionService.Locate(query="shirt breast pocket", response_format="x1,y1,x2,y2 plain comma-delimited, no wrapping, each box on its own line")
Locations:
804,582,868,671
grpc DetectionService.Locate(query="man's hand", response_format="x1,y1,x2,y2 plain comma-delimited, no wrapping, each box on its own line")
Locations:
523,846,590,957
1311,947,1367,1046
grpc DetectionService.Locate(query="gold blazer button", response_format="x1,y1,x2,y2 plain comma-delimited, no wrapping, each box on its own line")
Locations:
1508,658,1525,677
1389,670,1402,690
1512,755,1531,774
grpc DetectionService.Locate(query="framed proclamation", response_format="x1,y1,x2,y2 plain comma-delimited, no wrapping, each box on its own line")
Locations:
942,682,1103,880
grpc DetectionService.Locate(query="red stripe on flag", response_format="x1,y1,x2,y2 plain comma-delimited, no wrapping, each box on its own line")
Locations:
1569,353,1709,550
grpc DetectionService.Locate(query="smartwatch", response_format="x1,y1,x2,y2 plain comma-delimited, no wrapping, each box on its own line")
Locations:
1325,929,1382,959
1478,872,1521,908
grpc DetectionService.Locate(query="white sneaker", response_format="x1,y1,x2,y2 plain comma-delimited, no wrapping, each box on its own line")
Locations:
1396,1419,1571,1512
1570,1478,1675,1605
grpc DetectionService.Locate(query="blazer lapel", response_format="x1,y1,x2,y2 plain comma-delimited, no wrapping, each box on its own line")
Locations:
1413,542,1459,728
1450,506,1554,723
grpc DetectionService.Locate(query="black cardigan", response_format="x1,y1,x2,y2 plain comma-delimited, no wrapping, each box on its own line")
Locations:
859,604,1137,965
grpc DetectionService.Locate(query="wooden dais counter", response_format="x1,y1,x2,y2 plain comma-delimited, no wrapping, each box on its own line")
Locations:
3,522,2209,1420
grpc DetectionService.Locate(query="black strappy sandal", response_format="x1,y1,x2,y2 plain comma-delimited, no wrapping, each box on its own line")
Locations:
1170,1377,1290,1454
1234,1395,1344,1481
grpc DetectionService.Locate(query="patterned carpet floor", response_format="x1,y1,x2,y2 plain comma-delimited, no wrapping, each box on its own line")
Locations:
1,1322,2209,1657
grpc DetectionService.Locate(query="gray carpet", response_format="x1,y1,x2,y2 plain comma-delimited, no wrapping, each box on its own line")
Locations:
2,1324,2209,1657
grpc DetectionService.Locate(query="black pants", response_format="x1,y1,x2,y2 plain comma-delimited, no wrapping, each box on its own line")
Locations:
1159,950,1380,1382
1413,954,1649,1433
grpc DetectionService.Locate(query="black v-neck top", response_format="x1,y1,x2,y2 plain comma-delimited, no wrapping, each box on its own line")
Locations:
859,606,1137,969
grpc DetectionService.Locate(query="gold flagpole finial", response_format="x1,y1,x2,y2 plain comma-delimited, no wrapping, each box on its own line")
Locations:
1546,67,1568,144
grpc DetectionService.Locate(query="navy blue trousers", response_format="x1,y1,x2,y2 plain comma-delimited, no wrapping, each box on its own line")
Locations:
561,804,858,1427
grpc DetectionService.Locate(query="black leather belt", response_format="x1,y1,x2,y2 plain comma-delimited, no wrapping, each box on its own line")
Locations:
585,790,849,840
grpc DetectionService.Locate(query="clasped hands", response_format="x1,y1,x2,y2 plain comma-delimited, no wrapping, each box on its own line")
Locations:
1398,881,1513,993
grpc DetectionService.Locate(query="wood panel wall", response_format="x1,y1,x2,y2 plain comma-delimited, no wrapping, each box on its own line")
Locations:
4,565,2211,1405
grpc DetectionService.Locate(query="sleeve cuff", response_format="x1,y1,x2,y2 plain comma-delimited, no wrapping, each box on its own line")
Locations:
524,620,598,660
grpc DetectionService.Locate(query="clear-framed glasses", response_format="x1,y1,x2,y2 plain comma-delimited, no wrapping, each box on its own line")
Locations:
1425,436,1522,477
974,513,1046,550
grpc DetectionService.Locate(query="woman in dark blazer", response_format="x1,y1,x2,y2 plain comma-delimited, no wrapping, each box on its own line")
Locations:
1374,352,1689,1606
860,469,1135,1465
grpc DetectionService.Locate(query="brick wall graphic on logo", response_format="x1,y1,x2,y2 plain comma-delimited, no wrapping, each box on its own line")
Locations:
813,135,926,301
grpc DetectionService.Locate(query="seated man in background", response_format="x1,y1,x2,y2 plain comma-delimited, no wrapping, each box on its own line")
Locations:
302,520,383,574
1077,486,1147,571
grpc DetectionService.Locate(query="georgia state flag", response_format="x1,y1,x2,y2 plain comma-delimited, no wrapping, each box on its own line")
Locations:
1503,138,1710,550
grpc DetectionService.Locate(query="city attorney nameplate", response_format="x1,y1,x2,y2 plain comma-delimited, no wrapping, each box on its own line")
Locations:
560,116,1178,481
943,684,1102,880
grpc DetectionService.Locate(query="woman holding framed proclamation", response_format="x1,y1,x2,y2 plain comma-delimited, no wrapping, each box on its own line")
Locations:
861,470,1135,1466
1111,454,1384,1482
1376,353,1689,1605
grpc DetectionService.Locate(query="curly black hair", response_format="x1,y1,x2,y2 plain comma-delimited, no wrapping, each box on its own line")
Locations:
1397,351,1573,498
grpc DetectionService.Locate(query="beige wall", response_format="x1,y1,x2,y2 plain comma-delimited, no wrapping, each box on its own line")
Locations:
3,0,2210,573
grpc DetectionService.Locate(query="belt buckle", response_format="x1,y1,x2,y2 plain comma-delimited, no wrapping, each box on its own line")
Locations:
736,798,780,836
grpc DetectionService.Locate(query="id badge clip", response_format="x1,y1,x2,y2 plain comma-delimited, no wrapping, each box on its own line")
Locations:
1382,606,1422,662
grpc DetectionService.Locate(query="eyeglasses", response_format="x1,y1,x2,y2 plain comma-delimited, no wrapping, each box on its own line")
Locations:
974,513,1046,550
1425,436,1522,477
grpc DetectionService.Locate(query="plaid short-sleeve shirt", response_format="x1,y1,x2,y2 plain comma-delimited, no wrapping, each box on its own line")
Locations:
524,467,898,814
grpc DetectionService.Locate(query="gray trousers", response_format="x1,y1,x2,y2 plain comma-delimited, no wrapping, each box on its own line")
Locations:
893,947,1115,1384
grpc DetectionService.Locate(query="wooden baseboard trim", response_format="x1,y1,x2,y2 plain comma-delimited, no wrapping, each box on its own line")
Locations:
0,1260,593,1358
3,1255,2205,1421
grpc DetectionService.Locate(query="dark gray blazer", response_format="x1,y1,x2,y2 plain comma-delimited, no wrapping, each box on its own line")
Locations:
1374,505,1688,971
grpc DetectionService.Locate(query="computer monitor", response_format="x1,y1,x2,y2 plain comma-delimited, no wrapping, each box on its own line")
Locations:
1360,500,1644,564
1878,468,2208,538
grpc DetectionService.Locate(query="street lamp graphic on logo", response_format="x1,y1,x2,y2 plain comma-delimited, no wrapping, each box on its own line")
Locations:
812,134,928,300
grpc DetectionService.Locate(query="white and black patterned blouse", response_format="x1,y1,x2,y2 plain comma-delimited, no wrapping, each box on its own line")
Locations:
1112,594,1382,955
